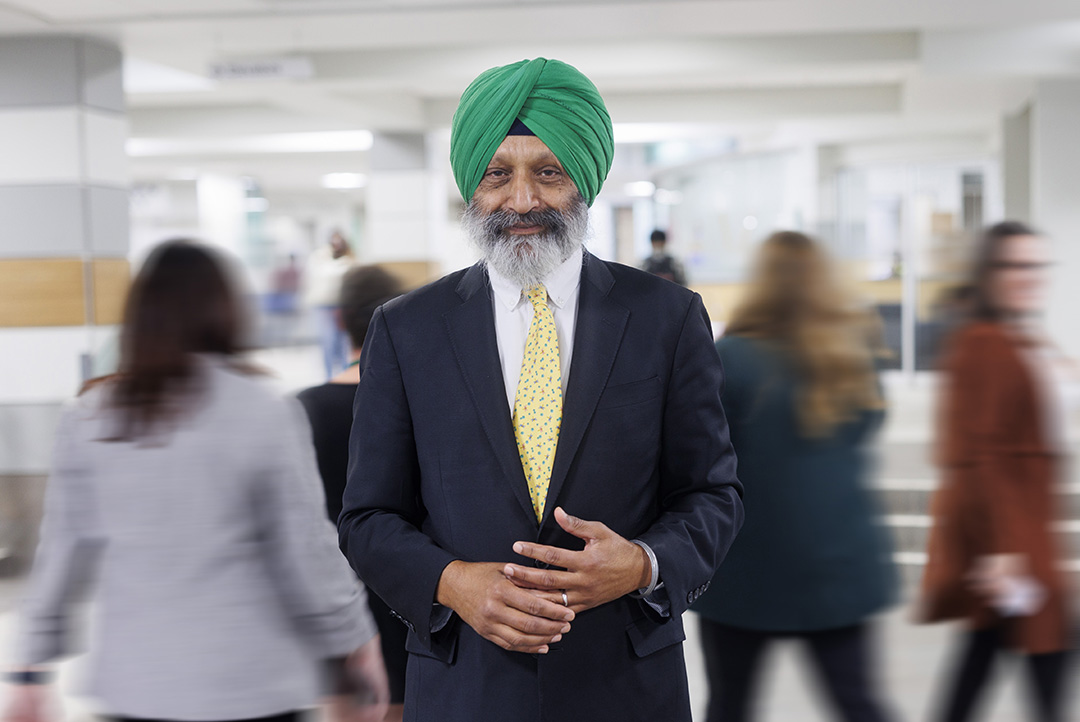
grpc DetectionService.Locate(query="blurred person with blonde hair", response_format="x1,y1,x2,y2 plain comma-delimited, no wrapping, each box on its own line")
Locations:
919,221,1076,722
692,230,897,722
4,240,387,722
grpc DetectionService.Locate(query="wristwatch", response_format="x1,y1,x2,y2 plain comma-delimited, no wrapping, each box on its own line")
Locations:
629,539,661,598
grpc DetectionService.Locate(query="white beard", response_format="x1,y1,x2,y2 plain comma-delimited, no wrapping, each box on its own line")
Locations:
463,197,589,289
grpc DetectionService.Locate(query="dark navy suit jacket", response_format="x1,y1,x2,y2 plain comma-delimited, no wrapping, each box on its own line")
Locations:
339,253,743,722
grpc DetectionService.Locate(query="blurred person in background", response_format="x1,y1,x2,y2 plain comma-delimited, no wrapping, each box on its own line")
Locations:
641,228,687,286
919,221,1077,722
4,240,387,722
265,253,303,347
693,230,897,722
298,265,406,722
306,230,356,378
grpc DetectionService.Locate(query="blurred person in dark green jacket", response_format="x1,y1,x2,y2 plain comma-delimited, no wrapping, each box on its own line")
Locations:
692,230,897,722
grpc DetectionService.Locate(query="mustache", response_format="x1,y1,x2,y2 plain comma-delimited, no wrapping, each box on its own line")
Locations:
463,195,589,289
477,207,571,236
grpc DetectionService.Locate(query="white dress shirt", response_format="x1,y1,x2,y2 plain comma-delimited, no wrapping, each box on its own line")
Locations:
482,248,667,611
486,247,583,412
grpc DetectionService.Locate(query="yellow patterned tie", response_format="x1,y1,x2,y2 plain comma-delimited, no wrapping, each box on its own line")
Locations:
513,285,563,522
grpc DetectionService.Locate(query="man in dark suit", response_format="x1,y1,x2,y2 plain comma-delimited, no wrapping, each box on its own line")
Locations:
339,58,743,721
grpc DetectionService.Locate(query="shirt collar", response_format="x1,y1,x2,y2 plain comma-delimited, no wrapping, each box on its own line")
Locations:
488,247,583,311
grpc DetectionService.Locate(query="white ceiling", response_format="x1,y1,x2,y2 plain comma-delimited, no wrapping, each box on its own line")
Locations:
2,0,1078,194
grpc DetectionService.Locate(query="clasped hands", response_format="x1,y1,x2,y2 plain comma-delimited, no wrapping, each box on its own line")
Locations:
435,507,650,654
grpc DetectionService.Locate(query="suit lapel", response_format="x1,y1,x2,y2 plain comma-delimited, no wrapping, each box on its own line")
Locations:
543,254,629,527
444,264,537,525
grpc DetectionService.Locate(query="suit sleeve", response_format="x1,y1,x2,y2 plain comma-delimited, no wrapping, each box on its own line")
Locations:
635,294,744,617
339,307,458,648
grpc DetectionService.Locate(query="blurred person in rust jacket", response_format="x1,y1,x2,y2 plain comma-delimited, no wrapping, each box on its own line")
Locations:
919,221,1076,722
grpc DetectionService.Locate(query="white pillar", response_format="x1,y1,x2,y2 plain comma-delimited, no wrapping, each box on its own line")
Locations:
1031,80,1080,356
1003,104,1032,223
360,132,457,287
426,130,476,276
197,174,249,260
0,36,128,568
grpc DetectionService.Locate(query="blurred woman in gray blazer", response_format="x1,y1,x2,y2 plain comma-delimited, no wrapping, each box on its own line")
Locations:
4,241,387,722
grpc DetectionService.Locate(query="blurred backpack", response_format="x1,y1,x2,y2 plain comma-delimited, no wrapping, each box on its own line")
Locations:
643,254,684,285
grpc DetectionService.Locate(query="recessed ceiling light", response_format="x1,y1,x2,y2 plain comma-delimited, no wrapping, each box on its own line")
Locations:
624,181,656,197
127,131,374,157
655,189,683,205
166,168,200,181
321,172,367,189
124,57,216,94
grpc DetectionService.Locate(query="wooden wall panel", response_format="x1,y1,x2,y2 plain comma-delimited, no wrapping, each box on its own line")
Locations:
92,258,130,325
376,260,441,291
691,282,748,325
693,277,961,326
0,259,85,327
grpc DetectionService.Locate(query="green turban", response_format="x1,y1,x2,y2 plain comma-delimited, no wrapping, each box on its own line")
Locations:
450,58,614,207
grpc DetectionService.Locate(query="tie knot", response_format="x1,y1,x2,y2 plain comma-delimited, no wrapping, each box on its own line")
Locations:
525,285,548,309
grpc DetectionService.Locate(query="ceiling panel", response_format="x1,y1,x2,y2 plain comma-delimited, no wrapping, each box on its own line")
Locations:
2,0,1072,192
0,0,260,22
0,4,49,31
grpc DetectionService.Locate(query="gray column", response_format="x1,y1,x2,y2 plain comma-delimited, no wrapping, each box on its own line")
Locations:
1031,80,1080,356
0,36,128,572
1002,104,1031,223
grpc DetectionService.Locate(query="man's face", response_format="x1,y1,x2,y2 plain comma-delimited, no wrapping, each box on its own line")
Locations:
472,135,580,224
464,135,589,288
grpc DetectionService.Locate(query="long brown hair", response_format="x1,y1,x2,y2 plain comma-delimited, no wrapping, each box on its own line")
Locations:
726,230,883,436
107,240,248,439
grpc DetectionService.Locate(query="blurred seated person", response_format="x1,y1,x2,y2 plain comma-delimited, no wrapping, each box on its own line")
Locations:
298,265,406,721
641,228,687,286
4,240,387,722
